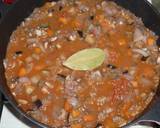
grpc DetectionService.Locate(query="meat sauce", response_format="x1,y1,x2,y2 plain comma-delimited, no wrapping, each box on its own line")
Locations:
4,0,160,127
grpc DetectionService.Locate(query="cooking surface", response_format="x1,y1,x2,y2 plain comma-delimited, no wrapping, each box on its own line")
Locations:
2,0,159,128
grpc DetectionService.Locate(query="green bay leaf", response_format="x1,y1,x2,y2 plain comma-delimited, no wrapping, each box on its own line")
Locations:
63,48,105,71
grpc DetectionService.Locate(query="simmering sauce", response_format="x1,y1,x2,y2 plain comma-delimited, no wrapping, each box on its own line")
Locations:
4,0,160,127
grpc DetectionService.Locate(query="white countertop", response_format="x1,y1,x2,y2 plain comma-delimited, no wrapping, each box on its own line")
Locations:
1,106,29,128
0,0,152,128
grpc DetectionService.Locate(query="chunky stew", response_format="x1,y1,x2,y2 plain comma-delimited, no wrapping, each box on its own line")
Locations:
4,0,160,127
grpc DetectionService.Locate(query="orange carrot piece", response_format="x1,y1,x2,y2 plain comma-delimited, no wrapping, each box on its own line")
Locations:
18,67,27,76
35,64,44,71
72,110,80,117
59,17,68,24
47,29,53,37
34,47,41,54
104,118,117,128
127,50,132,56
64,101,72,112
147,37,155,46
119,38,126,46
83,115,95,122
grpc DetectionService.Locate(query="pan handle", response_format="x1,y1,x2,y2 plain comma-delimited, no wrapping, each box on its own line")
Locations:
0,0,16,21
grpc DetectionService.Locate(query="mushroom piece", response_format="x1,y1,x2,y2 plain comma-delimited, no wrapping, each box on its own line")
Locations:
85,34,96,45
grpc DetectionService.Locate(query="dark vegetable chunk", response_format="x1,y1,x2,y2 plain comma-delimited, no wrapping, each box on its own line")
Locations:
107,64,117,69
90,15,94,20
15,51,23,56
59,6,63,11
34,99,42,109
77,30,84,38
57,74,66,83
141,56,149,61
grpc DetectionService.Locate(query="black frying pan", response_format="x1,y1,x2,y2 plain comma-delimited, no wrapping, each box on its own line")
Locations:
0,0,160,128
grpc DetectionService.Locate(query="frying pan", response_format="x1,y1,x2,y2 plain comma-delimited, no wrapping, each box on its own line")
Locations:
0,0,160,127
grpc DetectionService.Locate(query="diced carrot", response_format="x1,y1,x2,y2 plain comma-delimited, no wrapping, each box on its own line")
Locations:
147,37,155,46
18,67,27,76
35,64,45,71
119,38,126,46
104,118,117,128
71,124,82,128
55,84,62,94
83,115,95,122
127,50,132,56
64,100,72,112
72,110,80,117
59,17,68,24
97,15,110,29
47,29,53,37
34,47,41,54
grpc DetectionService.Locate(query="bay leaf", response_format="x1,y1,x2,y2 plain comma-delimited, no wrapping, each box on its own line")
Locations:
63,48,105,70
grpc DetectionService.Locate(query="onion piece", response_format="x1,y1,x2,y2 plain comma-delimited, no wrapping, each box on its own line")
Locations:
133,28,147,42
129,66,137,76
79,4,89,12
104,6,117,16
18,99,28,105
132,49,149,57
3,59,16,69
31,75,41,84
25,85,35,95
27,38,38,44
19,77,30,84
41,87,50,94
68,97,78,107
32,54,40,60
26,63,34,73
25,56,33,63
3,59,8,69
85,34,95,44
41,70,50,76
39,44,46,53
91,71,102,81
45,81,54,88
123,74,134,80
157,56,160,64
